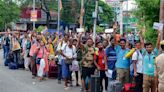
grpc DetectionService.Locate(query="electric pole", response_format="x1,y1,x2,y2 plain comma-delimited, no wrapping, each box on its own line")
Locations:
93,0,98,47
80,0,84,28
33,0,36,30
57,0,60,35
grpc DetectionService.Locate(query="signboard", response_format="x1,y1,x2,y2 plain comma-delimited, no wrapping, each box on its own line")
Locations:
31,10,37,22
76,28,84,33
105,28,114,33
21,8,41,19
153,22,163,31
16,24,27,31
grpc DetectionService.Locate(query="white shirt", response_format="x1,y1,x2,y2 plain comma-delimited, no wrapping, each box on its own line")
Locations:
56,41,67,65
22,38,27,52
57,41,67,51
132,50,143,73
62,45,77,60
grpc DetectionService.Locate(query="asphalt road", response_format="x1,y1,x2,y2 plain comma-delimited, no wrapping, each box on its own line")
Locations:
0,50,80,92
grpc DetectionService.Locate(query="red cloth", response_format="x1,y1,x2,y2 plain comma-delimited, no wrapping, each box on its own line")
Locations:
94,50,106,70
123,83,136,92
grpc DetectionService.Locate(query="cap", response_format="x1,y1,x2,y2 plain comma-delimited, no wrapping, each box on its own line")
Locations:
160,40,164,45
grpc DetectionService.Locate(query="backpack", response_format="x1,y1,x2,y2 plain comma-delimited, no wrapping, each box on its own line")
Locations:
142,50,157,57
76,48,83,61
4,37,10,46
26,41,31,57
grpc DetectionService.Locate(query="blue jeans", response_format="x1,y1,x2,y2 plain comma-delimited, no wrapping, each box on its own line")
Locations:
13,50,21,64
58,65,62,81
3,45,5,59
4,46,10,59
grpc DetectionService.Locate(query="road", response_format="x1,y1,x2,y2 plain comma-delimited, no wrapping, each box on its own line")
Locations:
0,50,80,92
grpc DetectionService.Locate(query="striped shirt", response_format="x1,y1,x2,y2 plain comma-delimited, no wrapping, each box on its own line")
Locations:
106,46,117,70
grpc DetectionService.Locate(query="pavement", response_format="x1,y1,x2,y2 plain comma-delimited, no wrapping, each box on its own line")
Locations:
0,50,80,92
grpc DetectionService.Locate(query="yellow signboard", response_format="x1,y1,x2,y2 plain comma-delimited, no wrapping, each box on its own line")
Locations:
31,10,37,22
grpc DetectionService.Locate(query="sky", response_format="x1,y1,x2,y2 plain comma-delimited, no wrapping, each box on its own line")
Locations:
102,0,137,11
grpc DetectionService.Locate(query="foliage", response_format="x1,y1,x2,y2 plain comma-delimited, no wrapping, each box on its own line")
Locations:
61,0,80,24
60,0,114,28
0,0,20,30
144,28,158,46
36,26,45,33
84,0,114,29
19,0,57,27
126,28,132,33
18,0,113,30
134,0,160,45
96,26,104,33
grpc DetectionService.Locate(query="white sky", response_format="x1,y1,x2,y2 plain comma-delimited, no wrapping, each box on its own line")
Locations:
103,0,137,11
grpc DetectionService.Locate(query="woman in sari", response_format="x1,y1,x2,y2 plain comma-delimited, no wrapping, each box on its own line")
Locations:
35,40,50,81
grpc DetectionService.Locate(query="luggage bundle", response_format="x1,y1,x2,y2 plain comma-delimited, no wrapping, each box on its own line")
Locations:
4,52,24,70
107,80,122,92
48,65,58,78
4,59,11,66
48,61,58,78
91,75,101,92
107,79,136,92
122,83,136,92
4,52,14,66
8,62,18,70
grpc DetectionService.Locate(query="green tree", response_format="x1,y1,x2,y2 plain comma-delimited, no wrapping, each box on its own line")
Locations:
134,0,160,45
0,0,20,30
60,0,113,29
19,0,57,27
96,26,104,33
18,0,113,30
61,0,80,24
84,0,114,30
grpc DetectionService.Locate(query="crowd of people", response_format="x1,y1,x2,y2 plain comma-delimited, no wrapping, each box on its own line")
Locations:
1,24,164,92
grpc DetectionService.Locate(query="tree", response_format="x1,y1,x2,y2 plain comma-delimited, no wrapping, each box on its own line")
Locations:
60,0,114,29
0,0,20,31
84,0,114,30
134,0,160,45
18,0,113,30
19,0,57,27
96,26,104,33
61,0,80,24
